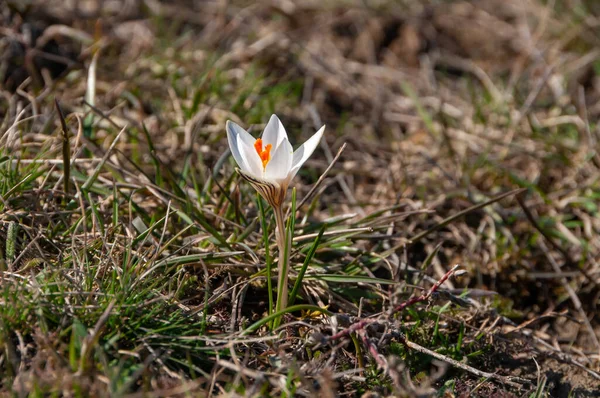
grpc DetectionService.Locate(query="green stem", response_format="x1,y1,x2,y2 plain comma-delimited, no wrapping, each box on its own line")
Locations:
257,195,273,322
273,204,289,326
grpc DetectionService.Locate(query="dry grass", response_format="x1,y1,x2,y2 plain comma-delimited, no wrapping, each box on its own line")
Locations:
1,0,600,396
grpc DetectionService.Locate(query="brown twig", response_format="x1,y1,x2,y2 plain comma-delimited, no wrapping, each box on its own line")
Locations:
358,329,388,371
393,264,460,313
398,334,530,389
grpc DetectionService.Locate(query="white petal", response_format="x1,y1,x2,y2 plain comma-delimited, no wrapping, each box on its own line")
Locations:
289,125,325,179
228,120,256,148
227,120,264,176
265,137,293,181
261,114,287,150
238,138,264,177
226,120,249,171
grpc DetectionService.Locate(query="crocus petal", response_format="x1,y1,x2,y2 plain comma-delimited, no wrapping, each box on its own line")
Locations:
289,125,325,180
265,137,293,181
227,120,256,148
261,114,287,151
227,120,264,177
238,137,264,177
226,120,249,172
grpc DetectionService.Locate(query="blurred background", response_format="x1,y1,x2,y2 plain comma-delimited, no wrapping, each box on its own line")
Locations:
1,0,600,396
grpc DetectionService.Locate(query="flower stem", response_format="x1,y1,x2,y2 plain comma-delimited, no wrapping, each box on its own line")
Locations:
257,195,274,322
273,203,289,323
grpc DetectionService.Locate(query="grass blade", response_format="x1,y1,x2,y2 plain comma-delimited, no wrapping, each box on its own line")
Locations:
84,50,99,139
289,225,325,307
308,274,402,284
54,99,71,195
257,194,274,321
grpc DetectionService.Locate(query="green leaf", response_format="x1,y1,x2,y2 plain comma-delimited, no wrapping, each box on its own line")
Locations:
307,274,400,284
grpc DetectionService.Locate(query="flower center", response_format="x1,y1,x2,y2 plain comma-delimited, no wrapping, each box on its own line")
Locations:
254,138,272,169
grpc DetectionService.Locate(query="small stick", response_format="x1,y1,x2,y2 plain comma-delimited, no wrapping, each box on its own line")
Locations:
393,264,460,312
358,329,388,371
329,318,377,341
398,335,530,389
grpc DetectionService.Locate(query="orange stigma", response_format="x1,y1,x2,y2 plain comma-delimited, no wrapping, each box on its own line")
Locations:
254,138,272,169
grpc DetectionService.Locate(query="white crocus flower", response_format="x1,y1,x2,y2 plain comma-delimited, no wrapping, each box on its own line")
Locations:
226,114,325,314
226,114,325,207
